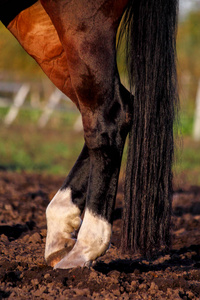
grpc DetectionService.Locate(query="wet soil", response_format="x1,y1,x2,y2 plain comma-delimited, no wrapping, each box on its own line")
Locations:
0,171,200,299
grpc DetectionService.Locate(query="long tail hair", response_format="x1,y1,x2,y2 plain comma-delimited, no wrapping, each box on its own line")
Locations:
119,0,179,256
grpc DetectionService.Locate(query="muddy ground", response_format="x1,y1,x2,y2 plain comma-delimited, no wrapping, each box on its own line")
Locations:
0,171,200,299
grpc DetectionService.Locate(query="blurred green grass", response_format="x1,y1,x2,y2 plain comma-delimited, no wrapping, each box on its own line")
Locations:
0,107,200,186
0,107,84,175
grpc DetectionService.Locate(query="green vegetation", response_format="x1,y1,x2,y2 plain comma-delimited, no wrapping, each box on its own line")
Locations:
177,9,200,103
174,138,200,186
0,108,84,175
0,107,199,185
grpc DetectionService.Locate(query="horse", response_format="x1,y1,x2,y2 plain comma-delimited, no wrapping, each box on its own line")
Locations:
0,0,179,269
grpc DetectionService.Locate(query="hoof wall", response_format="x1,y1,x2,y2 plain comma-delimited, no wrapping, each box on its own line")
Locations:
54,253,92,270
46,239,76,267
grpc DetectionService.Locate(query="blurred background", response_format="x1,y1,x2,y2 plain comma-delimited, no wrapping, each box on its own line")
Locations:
0,0,200,186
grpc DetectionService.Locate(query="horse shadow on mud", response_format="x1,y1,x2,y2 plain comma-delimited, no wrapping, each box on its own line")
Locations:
94,244,200,275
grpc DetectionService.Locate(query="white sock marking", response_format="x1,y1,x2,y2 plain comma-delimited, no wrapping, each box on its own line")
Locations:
54,208,112,269
45,188,81,260
77,208,112,260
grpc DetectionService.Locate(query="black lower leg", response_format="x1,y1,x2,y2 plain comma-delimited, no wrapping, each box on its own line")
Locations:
84,82,132,224
61,83,132,214
61,143,89,212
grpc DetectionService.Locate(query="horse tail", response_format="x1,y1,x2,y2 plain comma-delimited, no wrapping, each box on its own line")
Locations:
120,0,179,256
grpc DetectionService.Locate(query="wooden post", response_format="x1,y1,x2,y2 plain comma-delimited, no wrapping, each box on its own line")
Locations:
193,80,200,141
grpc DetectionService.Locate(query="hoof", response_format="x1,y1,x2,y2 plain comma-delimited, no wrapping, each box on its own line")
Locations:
45,188,82,265
54,255,92,270
53,209,112,269
53,241,92,269
46,238,76,267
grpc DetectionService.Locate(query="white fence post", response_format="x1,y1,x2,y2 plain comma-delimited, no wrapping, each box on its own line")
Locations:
193,79,200,141
0,82,82,130
38,89,62,128
4,84,30,126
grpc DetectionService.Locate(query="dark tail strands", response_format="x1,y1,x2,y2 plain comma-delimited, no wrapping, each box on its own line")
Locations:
120,0,179,256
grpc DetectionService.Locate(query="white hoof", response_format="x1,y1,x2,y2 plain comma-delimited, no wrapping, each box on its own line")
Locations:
54,249,90,270
54,209,112,269
45,188,82,266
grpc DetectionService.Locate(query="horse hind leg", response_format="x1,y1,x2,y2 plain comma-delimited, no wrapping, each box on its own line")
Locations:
54,97,131,269
7,0,132,268
6,0,132,268
54,46,131,269
45,83,131,267
39,0,131,269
